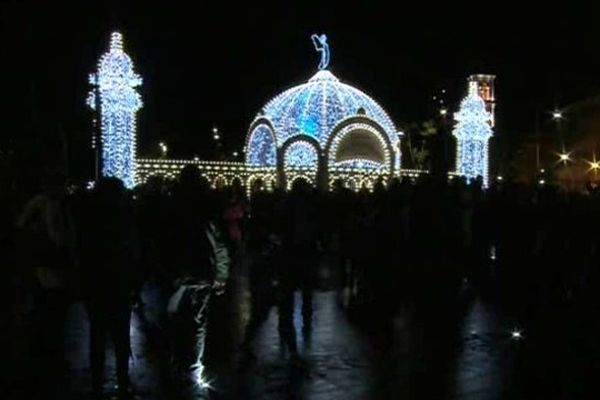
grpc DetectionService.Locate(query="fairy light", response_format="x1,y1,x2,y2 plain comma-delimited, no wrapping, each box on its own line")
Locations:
88,31,142,189
453,82,493,187
284,140,318,167
246,124,277,166
135,36,408,189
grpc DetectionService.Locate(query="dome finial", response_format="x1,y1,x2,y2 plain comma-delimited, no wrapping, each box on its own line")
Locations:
311,33,330,70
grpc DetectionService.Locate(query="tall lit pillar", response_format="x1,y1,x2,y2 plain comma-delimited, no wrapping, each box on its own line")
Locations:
87,32,142,188
453,82,493,186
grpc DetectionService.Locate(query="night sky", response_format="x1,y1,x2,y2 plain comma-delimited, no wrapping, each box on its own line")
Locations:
3,1,598,166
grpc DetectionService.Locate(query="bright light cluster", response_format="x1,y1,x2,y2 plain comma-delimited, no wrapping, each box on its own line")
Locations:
335,159,385,169
328,123,391,170
246,124,277,166
284,140,318,167
88,31,142,189
453,84,493,187
259,70,398,150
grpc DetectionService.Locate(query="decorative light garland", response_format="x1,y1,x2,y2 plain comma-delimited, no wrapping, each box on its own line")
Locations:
88,32,142,189
244,69,398,170
284,140,319,167
453,83,493,187
328,122,391,169
246,124,277,166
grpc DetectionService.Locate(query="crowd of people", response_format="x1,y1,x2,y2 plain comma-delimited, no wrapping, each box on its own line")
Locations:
5,166,600,399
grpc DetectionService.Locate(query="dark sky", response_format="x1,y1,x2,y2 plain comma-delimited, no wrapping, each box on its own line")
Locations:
3,1,598,162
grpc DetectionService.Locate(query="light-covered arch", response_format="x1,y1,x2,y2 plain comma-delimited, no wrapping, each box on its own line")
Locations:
213,175,228,189
325,117,396,175
359,177,374,191
280,135,321,168
246,174,266,191
245,119,278,167
284,140,319,168
286,174,315,190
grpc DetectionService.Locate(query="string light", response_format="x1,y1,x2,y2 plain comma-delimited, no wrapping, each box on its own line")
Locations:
134,36,415,189
88,32,142,189
259,70,398,148
311,33,330,70
284,140,318,167
453,82,493,187
246,124,277,166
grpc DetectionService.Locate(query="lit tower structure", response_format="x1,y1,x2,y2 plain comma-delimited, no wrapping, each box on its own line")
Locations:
87,32,143,188
453,81,493,186
468,74,496,127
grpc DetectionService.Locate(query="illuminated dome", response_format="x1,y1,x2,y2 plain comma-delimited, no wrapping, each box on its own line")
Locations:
271,70,394,142
246,70,400,169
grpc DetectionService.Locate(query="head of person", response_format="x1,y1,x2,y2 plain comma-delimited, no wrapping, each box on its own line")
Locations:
95,176,125,206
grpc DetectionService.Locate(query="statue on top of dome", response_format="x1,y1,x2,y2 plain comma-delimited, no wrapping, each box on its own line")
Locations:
311,34,330,70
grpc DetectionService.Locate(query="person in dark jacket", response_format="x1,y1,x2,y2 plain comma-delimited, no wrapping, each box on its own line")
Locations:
78,177,140,400
239,185,279,363
166,166,230,395
278,179,320,360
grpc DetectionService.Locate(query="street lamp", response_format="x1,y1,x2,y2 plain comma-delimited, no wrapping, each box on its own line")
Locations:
586,154,600,174
212,127,220,141
557,151,571,165
552,110,563,120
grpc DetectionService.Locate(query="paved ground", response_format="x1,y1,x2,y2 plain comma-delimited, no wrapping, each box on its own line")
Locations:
11,255,595,399
57,274,522,399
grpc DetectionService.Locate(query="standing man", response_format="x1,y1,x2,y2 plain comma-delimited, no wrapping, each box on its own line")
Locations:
167,166,230,396
78,177,140,400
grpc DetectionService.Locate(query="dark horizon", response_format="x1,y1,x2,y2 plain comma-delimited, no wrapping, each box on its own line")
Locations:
3,1,598,166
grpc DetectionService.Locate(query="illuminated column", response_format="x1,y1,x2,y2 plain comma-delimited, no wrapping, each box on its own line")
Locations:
468,74,496,127
453,82,493,186
87,32,142,188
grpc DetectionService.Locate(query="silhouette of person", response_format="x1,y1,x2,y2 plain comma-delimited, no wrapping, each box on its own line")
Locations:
17,169,76,396
78,177,140,399
278,179,320,360
166,166,230,395
240,186,279,362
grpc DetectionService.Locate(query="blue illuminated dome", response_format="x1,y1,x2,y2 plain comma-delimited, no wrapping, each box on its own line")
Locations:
246,69,399,167
265,70,395,145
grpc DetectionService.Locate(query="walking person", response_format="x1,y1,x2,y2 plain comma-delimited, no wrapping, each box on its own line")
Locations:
278,180,320,361
239,186,279,364
166,166,230,397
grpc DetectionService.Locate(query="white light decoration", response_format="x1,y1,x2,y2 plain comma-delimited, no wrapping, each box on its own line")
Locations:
137,35,404,190
258,70,398,149
335,159,385,169
284,140,318,167
311,33,330,70
328,122,391,170
246,124,277,166
88,32,142,189
453,82,493,187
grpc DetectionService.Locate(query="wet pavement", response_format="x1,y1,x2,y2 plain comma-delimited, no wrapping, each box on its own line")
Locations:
8,257,599,399
58,278,521,399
